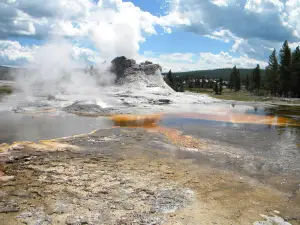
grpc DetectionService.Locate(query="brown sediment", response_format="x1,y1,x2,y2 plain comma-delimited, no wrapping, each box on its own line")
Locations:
0,128,299,225
0,112,299,224
0,143,9,153
0,140,79,153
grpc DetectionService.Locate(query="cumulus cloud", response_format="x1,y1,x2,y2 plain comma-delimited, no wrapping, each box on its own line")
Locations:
169,0,300,58
0,40,102,66
1,0,296,71
139,51,267,72
0,0,189,39
0,40,37,65
0,0,190,61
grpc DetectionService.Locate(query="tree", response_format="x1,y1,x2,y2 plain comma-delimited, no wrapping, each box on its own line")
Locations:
292,46,300,64
279,40,292,97
254,64,261,92
253,64,260,92
229,66,237,90
249,65,261,93
291,46,300,97
245,74,250,91
166,70,174,89
219,78,223,94
265,49,279,96
213,82,219,95
235,69,241,92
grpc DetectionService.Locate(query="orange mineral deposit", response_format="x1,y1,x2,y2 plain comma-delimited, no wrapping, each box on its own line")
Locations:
110,114,161,128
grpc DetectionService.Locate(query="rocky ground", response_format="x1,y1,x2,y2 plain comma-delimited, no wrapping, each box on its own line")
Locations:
1,127,300,225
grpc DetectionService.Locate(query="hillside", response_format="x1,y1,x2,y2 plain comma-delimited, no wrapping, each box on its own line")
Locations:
0,66,17,80
163,68,266,80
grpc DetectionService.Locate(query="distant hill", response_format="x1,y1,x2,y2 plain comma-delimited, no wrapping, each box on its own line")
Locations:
0,66,18,80
0,66,85,81
163,68,266,81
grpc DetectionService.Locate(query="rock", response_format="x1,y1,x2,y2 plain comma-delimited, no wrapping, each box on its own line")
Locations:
47,95,56,101
16,211,33,219
62,101,110,116
110,56,162,82
150,99,171,105
12,107,25,113
8,145,24,151
141,61,153,65
65,215,89,225
150,188,194,214
0,202,19,213
0,175,15,182
121,203,134,210
111,56,136,80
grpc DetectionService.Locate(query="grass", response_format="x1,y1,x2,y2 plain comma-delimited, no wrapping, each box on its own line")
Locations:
0,85,12,94
188,88,267,102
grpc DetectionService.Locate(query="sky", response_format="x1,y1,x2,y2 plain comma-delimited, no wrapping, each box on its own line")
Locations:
0,0,300,72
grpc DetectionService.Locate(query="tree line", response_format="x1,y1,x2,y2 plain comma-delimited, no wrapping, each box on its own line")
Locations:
265,41,300,97
165,40,300,98
163,68,265,81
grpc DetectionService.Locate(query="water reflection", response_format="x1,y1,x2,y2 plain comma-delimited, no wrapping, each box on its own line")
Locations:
0,111,112,144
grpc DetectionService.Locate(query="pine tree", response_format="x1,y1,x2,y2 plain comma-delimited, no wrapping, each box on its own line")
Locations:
255,64,261,92
279,40,292,97
235,69,241,92
166,70,174,89
245,74,250,91
265,49,279,96
213,82,219,95
219,78,223,94
249,65,261,93
229,66,237,90
292,46,300,64
291,46,300,97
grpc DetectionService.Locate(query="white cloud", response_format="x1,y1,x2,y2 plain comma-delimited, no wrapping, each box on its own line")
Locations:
0,0,189,39
198,51,267,69
0,40,104,66
139,51,267,72
159,53,195,63
0,40,37,65
205,29,236,43
169,0,300,59
0,39,269,75
210,0,230,7
2,0,298,71
0,0,190,61
244,0,284,13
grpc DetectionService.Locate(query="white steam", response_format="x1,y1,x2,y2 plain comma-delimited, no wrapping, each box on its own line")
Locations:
10,37,116,109
1,0,218,114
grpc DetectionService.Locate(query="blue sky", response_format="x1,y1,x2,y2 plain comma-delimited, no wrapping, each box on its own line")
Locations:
0,0,299,72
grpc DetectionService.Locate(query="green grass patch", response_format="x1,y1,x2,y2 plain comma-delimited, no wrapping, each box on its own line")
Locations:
187,88,266,102
0,85,13,94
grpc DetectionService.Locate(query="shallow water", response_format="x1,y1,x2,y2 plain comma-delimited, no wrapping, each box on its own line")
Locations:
0,111,112,143
157,104,300,198
1,96,300,180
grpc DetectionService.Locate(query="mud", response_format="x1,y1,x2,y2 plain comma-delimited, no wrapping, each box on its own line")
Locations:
1,128,300,225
